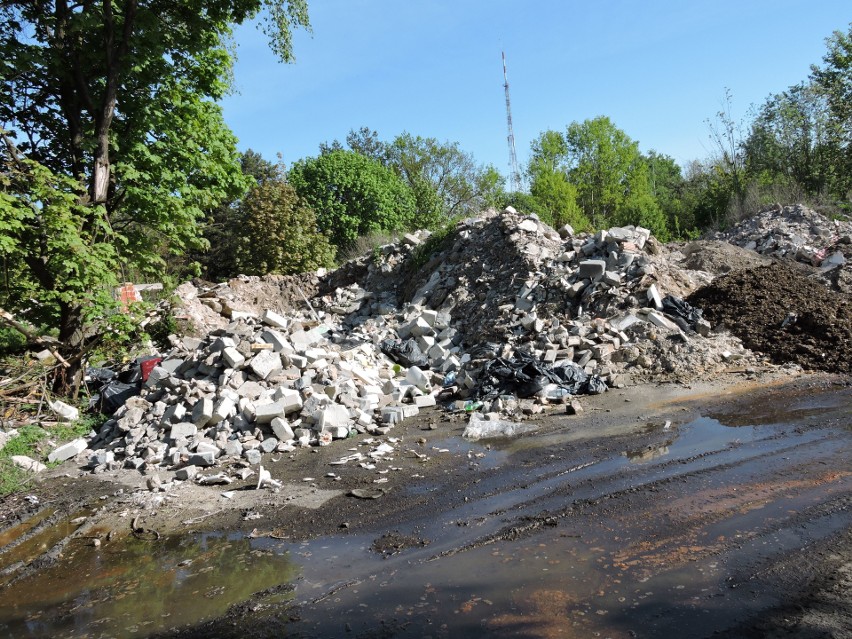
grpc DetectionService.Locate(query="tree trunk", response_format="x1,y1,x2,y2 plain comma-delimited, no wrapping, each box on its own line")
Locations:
53,301,86,398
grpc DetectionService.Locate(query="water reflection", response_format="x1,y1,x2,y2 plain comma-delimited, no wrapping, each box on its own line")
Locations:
0,532,298,638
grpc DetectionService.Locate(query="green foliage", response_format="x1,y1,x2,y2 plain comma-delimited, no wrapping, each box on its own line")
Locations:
0,325,27,355
384,132,504,224
0,1,310,392
526,130,588,229
0,148,119,330
1,425,48,458
644,151,691,239
321,128,505,228
524,120,665,235
407,217,460,272
232,179,336,275
289,150,416,249
145,313,179,351
565,116,661,231
0,415,98,495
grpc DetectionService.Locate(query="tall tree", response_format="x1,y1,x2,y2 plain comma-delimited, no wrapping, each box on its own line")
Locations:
564,116,666,236
0,1,310,392
526,130,587,229
231,177,336,277
288,150,416,249
810,23,852,199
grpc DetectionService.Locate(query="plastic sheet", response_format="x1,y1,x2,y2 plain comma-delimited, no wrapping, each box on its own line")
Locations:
661,294,703,330
380,338,429,368
475,351,607,399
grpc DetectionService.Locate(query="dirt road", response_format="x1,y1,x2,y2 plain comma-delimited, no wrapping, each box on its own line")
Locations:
0,372,850,638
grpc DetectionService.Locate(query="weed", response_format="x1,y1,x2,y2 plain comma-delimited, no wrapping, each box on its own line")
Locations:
0,412,101,496
0,459,30,496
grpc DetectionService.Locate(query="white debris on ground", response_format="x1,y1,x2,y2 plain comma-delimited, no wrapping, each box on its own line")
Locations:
41,203,849,480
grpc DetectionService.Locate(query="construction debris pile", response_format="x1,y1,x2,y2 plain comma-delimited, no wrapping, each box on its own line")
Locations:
42,204,850,477
713,203,852,292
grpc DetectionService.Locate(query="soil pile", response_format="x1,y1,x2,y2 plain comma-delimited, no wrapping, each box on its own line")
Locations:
688,263,852,374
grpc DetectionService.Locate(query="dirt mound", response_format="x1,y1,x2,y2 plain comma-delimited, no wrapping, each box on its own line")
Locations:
687,263,852,374
677,240,772,276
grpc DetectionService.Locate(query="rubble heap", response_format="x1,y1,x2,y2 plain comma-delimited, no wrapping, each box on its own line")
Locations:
77,207,777,475
713,204,851,292
84,307,452,474
688,263,852,374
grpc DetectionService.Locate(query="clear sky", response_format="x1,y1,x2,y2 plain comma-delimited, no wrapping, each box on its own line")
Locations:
220,1,850,181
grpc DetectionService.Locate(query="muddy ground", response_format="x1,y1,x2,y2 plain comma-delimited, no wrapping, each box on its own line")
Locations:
1,369,850,638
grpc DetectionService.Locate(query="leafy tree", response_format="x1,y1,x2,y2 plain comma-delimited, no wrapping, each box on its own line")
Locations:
563,116,666,236
644,151,692,237
810,22,852,200
384,133,502,224
0,1,310,392
321,128,504,226
200,149,281,280
231,178,335,276
288,149,416,249
346,126,386,161
526,130,587,229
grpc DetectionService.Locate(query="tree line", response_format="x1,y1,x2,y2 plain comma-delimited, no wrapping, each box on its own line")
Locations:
0,1,849,393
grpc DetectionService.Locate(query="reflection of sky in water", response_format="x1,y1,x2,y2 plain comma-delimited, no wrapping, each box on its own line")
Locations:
0,532,298,638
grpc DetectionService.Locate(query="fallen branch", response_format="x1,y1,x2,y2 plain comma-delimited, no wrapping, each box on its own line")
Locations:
0,308,70,368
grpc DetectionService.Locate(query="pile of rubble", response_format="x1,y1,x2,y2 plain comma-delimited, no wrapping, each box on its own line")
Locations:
713,204,852,292
78,307,456,475
59,207,772,478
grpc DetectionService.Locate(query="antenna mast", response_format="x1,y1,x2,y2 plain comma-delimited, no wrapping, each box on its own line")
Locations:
502,51,521,193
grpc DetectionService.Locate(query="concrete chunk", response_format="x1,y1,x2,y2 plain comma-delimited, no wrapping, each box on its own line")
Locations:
170,422,198,439
188,451,216,467
272,388,303,414
211,397,235,424
47,438,88,463
578,260,606,280
254,401,286,424
270,417,294,441
222,347,245,368
262,309,289,329
192,397,214,428
12,455,47,473
249,350,282,379
317,404,351,430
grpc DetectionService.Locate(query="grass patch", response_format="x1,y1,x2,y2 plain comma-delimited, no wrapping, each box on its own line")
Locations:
0,412,101,496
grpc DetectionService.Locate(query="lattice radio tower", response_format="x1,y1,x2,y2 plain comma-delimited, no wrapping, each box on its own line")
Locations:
502,51,521,193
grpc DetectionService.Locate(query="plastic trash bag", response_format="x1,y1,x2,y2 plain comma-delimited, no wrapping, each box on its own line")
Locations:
661,295,703,330
475,351,607,399
100,381,139,414
462,412,539,440
380,338,429,369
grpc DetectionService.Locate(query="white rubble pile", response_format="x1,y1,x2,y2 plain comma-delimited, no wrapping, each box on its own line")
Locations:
81,207,773,471
714,204,851,271
85,307,452,475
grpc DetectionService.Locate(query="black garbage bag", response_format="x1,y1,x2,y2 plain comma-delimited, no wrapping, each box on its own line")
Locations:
661,295,703,330
380,338,429,369
475,352,608,399
85,363,142,414
100,381,139,414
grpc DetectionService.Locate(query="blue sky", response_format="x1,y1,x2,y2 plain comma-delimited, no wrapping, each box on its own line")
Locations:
220,1,850,181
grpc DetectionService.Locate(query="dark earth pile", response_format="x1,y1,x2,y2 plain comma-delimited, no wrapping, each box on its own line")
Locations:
688,262,852,374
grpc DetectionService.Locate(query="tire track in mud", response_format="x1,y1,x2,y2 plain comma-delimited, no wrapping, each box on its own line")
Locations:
426,425,848,560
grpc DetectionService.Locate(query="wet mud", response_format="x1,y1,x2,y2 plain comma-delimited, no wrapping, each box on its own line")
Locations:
1,373,850,638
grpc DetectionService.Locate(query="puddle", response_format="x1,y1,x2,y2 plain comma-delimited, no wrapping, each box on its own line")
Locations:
0,508,55,551
704,386,851,427
1,387,849,638
0,508,95,584
0,532,298,638
622,416,759,465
